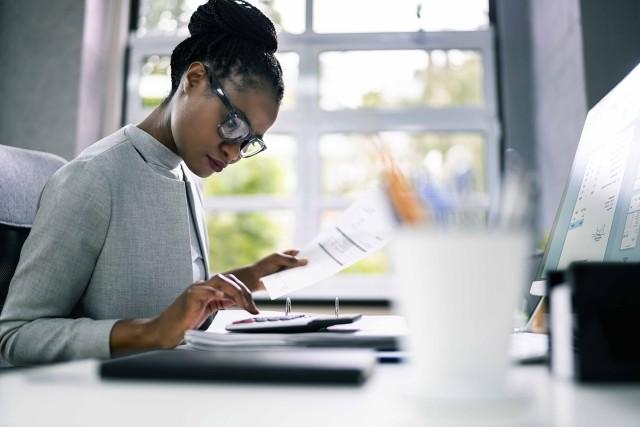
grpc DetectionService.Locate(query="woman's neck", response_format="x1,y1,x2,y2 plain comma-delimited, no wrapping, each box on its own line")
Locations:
137,104,178,155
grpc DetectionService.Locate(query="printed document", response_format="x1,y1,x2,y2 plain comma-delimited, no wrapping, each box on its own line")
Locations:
262,185,397,299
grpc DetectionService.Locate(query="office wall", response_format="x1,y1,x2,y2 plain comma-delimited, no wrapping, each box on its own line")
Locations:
529,0,588,233
580,0,640,108
0,0,86,160
493,0,539,232
76,0,130,153
493,0,537,164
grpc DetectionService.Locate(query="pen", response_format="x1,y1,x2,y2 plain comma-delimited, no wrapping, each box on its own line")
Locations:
376,141,427,225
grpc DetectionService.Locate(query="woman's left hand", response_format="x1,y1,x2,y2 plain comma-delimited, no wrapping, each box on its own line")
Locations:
224,249,308,292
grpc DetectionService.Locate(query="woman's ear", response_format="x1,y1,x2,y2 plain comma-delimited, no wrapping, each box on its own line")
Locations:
182,62,208,94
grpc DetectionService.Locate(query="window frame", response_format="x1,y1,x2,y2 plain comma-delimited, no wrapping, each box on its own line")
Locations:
126,0,499,301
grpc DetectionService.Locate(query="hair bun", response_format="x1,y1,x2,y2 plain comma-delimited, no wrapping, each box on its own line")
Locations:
188,0,278,54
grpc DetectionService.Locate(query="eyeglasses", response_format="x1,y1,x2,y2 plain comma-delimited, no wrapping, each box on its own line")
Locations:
205,68,267,158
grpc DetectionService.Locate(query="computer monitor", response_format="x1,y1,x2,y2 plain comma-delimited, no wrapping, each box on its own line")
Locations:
521,63,640,328
533,62,640,299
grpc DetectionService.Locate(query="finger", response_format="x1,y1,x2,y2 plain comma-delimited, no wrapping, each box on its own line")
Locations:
226,274,259,314
197,295,234,329
208,274,258,314
223,274,253,304
205,297,233,314
180,285,229,329
283,249,300,256
197,290,237,325
225,274,253,295
276,252,308,267
191,283,227,301
258,253,307,277
217,299,235,309
255,279,266,291
186,284,223,305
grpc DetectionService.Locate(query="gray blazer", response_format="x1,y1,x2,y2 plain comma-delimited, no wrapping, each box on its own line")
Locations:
0,126,210,366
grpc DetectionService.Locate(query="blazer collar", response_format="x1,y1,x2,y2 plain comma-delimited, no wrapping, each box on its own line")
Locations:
125,124,182,174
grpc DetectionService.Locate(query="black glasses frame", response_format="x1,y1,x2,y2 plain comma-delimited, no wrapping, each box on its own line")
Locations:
205,67,267,158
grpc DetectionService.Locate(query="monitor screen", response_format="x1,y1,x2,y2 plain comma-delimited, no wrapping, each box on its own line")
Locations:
539,63,640,277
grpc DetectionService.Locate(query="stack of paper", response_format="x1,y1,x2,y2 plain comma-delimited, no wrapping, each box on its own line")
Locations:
184,310,407,352
185,332,290,350
185,329,400,351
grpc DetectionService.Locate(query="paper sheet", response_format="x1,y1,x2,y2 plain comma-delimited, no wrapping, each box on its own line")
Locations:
262,185,397,299
183,310,406,351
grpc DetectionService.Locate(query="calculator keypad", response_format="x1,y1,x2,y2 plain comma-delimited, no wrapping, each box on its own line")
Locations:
231,314,307,324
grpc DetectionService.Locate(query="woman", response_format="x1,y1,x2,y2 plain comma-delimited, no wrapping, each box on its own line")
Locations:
0,0,306,366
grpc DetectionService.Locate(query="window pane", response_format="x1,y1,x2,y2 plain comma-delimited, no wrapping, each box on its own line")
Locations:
139,55,171,108
319,50,483,110
276,52,299,111
314,0,489,33
203,135,296,196
321,210,390,275
207,210,294,272
320,132,486,197
139,0,305,35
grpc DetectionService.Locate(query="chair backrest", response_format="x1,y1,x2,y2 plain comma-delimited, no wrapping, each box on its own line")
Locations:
0,145,66,311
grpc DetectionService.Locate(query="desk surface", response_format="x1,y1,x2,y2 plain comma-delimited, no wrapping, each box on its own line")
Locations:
1,359,640,427
2,312,639,426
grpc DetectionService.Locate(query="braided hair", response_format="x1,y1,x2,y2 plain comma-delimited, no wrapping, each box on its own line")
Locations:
166,0,283,104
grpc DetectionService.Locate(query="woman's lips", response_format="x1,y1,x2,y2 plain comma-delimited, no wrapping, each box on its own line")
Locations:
206,155,225,172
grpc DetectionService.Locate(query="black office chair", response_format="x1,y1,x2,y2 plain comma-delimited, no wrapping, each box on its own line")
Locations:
0,144,66,327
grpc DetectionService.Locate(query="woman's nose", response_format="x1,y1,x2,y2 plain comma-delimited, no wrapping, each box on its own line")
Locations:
221,142,242,164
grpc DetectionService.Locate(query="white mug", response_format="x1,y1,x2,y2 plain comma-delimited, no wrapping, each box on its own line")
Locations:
392,227,530,399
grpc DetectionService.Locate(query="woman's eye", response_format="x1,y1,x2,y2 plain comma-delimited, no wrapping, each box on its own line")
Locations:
223,118,250,139
227,118,241,130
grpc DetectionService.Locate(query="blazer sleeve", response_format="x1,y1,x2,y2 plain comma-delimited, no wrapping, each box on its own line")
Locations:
0,160,118,366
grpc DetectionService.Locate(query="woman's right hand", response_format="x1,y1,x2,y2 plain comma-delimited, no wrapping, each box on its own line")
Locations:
150,273,259,348
110,274,259,354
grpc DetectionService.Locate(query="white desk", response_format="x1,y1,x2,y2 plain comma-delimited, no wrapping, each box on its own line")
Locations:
1,358,640,427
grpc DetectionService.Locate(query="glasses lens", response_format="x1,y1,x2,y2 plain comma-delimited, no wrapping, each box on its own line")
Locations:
240,138,266,158
219,114,251,141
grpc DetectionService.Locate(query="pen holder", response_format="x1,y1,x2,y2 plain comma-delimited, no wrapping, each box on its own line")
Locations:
392,226,530,399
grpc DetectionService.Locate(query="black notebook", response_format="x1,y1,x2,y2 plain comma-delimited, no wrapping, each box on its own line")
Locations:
100,348,376,385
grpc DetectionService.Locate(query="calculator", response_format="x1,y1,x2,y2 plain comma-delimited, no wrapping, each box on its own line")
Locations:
226,313,363,333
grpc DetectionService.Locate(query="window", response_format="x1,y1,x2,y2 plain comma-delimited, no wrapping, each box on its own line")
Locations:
126,0,498,300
